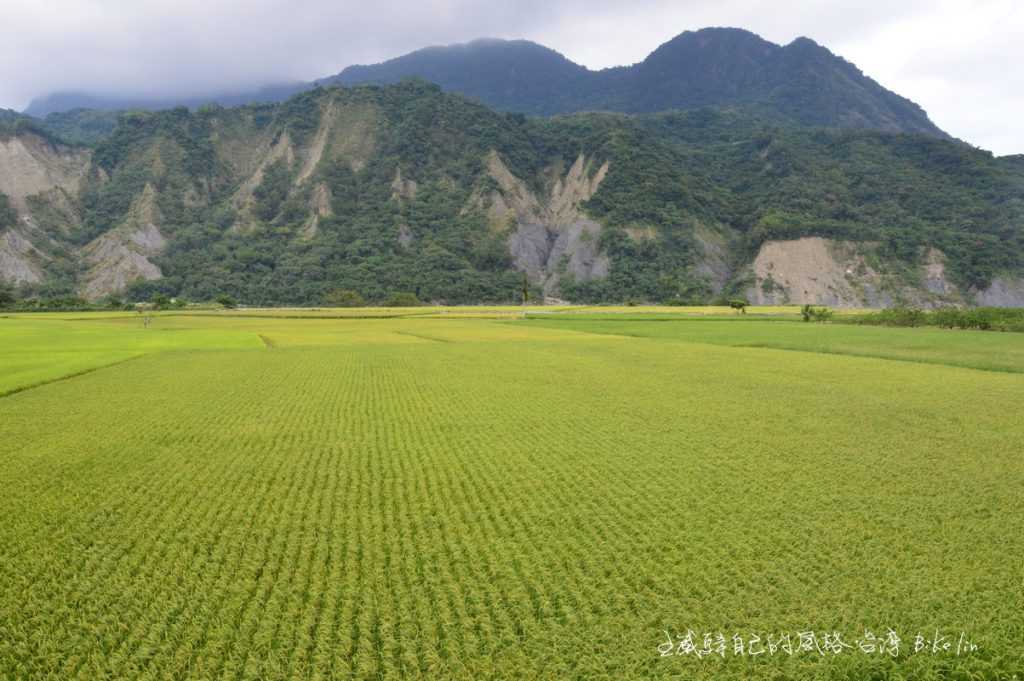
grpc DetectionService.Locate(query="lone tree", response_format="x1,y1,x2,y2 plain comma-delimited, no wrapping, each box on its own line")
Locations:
520,273,530,305
216,294,238,309
151,293,171,310
729,299,748,314
801,304,834,322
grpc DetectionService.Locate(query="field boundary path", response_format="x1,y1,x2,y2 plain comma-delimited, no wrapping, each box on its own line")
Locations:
0,355,145,400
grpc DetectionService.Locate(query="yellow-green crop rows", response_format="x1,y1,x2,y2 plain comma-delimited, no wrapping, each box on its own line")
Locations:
1,311,1022,680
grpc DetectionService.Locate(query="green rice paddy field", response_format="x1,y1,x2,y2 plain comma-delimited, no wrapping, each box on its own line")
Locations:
1,309,1022,680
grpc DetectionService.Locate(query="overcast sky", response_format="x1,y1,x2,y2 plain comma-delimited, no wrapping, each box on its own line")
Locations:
1,0,1021,155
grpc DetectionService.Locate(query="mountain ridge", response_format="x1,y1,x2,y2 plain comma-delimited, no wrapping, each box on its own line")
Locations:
332,28,947,137
24,83,308,118
22,28,948,142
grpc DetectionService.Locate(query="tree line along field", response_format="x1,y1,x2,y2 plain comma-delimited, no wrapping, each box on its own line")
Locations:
0,309,1022,680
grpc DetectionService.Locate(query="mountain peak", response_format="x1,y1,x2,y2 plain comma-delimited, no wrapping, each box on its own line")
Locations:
406,37,554,55
330,28,945,136
332,37,587,116
650,27,778,55
782,35,834,58
343,37,575,69
788,35,823,48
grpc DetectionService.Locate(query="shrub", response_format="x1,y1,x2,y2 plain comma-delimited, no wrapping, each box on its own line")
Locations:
103,294,124,309
215,294,238,309
801,305,834,322
383,292,422,307
324,289,366,307
850,306,1024,332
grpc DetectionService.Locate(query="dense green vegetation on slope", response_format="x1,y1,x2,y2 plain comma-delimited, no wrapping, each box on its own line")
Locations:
0,193,17,231
7,83,1024,305
39,108,121,146
631,112,1024,289
0,109,66,145
543,109,1023,300
101,86,535,304
1,313,1023,678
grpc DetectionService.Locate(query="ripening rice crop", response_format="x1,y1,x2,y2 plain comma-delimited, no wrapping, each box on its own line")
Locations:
0,313,1022,679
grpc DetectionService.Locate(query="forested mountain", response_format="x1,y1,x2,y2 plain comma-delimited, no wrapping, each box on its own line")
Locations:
334,39,592,117
23,84,308,118
333,29,947,137
23,28,945,143
2,82,1022,307
0,108,36,129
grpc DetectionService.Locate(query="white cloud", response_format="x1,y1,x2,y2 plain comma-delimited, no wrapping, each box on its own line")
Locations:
829,0,1024,155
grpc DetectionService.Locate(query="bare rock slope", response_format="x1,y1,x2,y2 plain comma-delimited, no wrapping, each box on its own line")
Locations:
0,132,90,286
81,184,166,300
737,237,1020,308
0,229,47,285
0,134,89,211
975,276,1024,307
477,151,610,294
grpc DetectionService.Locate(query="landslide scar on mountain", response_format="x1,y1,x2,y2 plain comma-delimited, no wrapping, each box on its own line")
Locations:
81,183,166,300
740,237,990,308
471,150,611,295
0,132,91,285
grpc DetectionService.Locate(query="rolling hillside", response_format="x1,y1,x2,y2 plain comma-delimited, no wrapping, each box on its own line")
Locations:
2,83,1022,306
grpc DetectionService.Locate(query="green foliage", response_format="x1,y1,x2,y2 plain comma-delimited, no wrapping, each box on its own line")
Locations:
0,281,14,307
383,291,422,307
5,296,91,311
0,111,69,147
323,288,366,307
40,109,120,146
801,304,834,322
852,307,1024,332
151,293,172,310
215,293,238,309
73,106,227,246
253,158,292,222
19,83,1023,305
275,89,325,147
0,193,17,232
